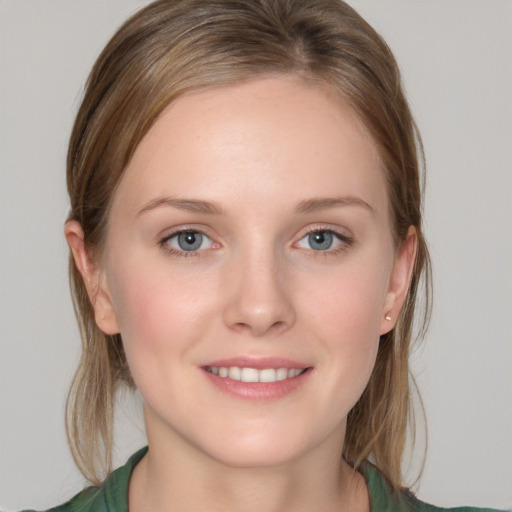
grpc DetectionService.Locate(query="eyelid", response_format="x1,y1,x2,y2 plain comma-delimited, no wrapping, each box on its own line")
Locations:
295,224,353,241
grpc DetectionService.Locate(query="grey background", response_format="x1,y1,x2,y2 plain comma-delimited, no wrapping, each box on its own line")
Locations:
1,0,511,509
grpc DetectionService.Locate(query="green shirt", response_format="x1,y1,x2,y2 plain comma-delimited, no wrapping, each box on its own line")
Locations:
23,447,508,512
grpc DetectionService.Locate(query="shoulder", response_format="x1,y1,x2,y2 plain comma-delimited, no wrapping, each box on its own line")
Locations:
363,463,509,512
46,486,106,512
20,447,148,512
18,486,105,512
399,494,509,512
401,495,510,512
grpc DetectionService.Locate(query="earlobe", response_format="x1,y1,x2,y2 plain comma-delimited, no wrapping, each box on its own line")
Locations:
380,226,417,335
64,220,120,335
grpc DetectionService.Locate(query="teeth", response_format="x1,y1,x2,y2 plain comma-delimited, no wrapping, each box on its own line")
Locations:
228,367,241,380
240,367,259,382
276,368,288,381
259,368,277,383
205,366,306,382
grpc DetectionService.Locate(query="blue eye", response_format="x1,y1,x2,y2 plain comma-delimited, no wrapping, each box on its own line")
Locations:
308,231,334,251
296,230,348,251
163,231,213,253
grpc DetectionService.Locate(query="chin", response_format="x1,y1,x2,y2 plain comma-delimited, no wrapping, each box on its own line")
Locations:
204,439,305,469
191,419,336,470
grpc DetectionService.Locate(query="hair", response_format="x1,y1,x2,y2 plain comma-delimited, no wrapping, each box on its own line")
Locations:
66,0,431,491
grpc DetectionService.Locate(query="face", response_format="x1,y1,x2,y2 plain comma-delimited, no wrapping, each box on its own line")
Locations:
82,77,413,468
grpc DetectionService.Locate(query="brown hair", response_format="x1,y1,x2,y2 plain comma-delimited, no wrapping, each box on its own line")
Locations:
66,0,431,489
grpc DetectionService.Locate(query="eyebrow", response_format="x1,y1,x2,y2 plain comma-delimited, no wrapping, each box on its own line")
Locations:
296,196,374,214
137,194,373,217
137,196,224,216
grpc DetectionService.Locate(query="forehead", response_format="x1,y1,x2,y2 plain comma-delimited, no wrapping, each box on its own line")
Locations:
113,76,387,217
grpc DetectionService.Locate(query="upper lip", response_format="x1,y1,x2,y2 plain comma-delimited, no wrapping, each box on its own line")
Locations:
202,357,310,370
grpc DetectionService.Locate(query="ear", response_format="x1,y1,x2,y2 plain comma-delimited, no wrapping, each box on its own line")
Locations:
64,220,120,335
380,226,417,335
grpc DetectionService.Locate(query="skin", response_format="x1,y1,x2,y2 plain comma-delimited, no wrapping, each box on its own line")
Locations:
66,76,416,512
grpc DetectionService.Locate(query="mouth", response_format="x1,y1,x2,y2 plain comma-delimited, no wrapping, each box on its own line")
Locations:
201,358,312,400
204,366,307,383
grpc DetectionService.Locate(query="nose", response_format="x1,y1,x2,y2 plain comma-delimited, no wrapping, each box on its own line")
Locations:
222,249,296,337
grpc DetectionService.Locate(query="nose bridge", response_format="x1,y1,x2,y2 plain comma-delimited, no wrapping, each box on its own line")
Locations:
223,239,295,336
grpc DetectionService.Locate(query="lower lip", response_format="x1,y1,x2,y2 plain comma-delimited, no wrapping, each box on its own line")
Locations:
201,368,312,401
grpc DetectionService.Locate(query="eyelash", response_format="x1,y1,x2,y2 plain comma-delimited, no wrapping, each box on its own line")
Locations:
158,227,354,258
297,228,354,256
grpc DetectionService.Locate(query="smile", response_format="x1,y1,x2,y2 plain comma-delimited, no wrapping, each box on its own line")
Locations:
204,366,307,383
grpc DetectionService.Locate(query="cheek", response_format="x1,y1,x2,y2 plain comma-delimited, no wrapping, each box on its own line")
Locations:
306,261,389,337
106,260,213,376
300,259,390,392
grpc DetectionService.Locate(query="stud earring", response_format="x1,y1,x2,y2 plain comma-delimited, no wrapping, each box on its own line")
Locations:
385,313,392,321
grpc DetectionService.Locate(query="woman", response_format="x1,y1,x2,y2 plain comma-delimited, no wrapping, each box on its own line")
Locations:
12,1,509,511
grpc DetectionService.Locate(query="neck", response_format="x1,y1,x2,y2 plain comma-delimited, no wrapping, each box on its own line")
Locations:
129,414,369,512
